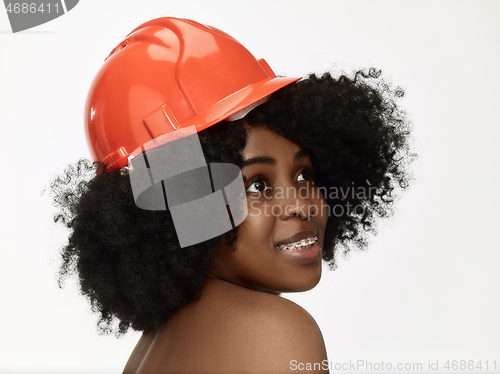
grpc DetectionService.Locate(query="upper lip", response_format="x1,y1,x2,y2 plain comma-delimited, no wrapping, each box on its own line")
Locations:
276,227,318,247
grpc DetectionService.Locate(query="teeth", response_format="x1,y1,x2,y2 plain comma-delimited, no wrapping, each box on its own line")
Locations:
277,235,318,251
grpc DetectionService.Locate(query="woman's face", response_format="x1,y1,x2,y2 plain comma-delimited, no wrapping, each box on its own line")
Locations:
209,126,329,294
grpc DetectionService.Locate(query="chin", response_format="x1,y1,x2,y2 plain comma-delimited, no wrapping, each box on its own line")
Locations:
279,264,322,293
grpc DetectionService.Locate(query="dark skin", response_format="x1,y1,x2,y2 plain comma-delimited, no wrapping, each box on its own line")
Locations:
123,127,329,374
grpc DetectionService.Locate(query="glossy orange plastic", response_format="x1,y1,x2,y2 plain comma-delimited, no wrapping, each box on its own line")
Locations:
84,17,301,170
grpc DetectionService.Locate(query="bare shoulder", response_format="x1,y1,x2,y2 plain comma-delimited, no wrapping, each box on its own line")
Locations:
240,288,324,339
246,294,328,372
122,329,157,374
206,280,329,373
126,280,329,373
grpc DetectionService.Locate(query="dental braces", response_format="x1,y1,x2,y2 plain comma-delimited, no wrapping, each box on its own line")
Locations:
277,235,318,251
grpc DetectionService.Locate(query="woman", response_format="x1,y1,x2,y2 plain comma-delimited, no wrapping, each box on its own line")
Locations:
52,17,412,373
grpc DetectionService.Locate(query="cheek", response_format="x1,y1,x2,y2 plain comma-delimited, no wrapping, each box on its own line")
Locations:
245,199,275,241
246,195,274,220
313,190,329,228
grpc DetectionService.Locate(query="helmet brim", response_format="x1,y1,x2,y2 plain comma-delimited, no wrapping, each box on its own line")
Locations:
181,76,301,133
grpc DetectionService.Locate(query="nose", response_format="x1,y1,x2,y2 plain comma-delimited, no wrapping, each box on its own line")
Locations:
279,188,318,221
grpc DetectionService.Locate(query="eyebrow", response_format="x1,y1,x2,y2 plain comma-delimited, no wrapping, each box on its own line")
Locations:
241,150,305,168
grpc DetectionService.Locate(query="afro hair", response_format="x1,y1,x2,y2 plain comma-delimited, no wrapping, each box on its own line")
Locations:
51,69,413,336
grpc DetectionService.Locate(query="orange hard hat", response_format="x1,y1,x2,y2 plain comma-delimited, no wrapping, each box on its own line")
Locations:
84,17,301,170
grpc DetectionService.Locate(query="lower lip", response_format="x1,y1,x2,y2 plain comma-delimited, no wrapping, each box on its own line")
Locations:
277,242,322,264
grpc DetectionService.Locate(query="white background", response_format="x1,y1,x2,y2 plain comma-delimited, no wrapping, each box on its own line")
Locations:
1,1,499,373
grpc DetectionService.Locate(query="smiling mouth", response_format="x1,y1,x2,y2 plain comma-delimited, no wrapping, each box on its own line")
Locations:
276,236,318,251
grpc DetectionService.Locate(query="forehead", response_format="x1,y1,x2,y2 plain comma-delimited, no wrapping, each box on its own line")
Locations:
241,127,301,159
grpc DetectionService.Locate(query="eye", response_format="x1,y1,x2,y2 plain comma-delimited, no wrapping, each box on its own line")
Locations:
296,168,314,183
245,177,270,193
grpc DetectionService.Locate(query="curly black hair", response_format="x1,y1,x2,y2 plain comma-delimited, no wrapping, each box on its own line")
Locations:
51,69,413,336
